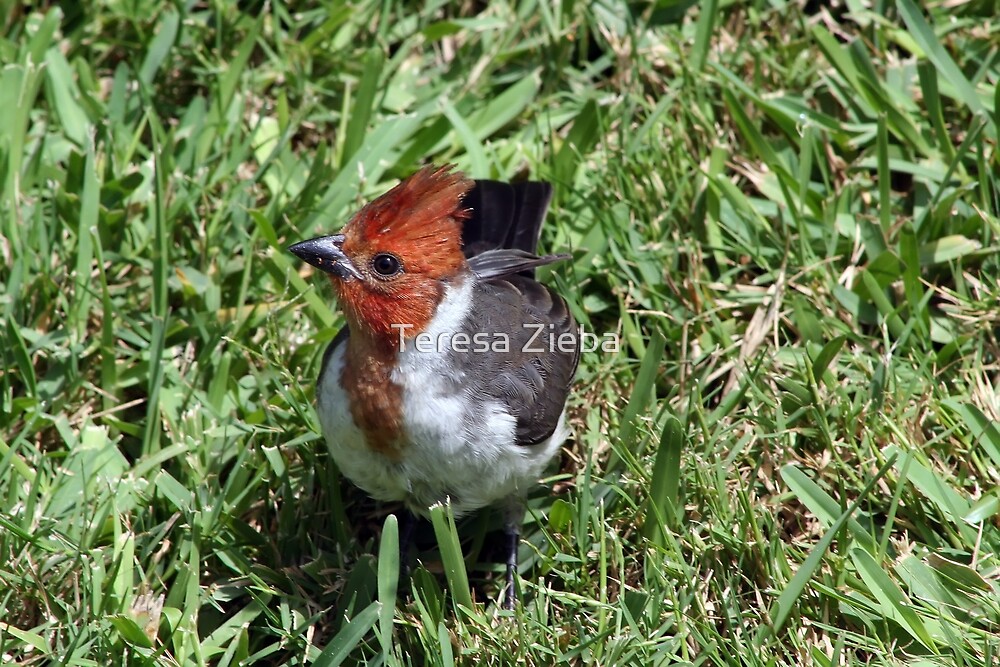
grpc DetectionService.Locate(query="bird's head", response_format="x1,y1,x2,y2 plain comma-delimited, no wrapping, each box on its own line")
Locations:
289,165,474,345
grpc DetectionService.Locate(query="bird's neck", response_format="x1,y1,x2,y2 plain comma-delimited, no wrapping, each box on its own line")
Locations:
336,275,476,460
336,272,471,351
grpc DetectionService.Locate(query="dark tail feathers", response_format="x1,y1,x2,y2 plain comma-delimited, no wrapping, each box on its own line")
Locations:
461,180,553,262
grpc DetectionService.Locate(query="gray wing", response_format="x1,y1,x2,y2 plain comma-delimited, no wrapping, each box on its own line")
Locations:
463,276,579,446
468,248,570,281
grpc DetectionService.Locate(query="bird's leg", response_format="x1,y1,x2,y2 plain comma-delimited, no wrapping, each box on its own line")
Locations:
502,498,526,610
503,524,519,610
398,509,417,579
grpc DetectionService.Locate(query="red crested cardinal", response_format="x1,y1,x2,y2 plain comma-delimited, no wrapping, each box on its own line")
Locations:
289,165,578,608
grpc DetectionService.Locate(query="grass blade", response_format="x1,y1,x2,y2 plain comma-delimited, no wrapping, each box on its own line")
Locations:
768,454,897,636
429,501,473,610
896,0,986,118
341,46,384,167
314,602,381,667
644,415,684,546
377,514,399,661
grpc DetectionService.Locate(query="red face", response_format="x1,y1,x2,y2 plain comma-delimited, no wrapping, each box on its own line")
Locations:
301,166,475,343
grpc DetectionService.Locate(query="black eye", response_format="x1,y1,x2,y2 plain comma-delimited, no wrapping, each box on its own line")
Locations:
371,253,402,277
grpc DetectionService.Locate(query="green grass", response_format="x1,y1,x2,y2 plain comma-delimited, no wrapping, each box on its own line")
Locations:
2,0,999,664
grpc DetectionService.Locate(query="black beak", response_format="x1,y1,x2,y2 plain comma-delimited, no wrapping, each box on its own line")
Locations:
288,234,363,280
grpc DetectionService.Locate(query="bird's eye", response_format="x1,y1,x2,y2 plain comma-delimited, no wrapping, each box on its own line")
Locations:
371,253,402,277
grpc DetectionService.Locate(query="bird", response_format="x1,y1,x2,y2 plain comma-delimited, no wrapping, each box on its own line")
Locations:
288,164,579,608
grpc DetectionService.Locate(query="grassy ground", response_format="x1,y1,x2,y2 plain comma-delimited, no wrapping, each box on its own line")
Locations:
2,0,999,664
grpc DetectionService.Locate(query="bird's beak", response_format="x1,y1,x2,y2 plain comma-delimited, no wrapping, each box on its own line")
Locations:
288,234,363,280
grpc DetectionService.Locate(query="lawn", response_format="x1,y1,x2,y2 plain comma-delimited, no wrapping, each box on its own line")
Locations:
2,0,999,664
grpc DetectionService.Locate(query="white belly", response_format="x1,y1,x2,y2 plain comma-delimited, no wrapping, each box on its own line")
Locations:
317,341,565,515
